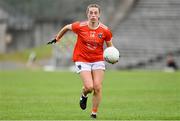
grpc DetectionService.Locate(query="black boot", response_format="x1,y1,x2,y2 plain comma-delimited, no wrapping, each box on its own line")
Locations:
79,95,88,110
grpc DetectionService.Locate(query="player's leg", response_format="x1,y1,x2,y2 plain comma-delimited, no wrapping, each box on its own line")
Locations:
91,69,104,118
79,71,94,110
80,71,94,96
75,62,93,110
90,61,105,118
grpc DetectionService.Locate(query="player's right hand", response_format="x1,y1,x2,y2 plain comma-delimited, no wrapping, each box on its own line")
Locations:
47,39,57,45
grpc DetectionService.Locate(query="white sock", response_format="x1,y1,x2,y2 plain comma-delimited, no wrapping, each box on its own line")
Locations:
91,112,97,115
82,93,87,98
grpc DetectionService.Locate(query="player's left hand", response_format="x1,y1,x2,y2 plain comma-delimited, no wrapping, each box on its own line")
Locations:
110,55,120,64
110,60,118,64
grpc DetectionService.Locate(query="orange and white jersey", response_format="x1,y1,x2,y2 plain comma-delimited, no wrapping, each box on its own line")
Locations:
72,21,112,62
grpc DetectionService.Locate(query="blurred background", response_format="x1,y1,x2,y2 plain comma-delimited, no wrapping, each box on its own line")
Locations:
0,0,179,71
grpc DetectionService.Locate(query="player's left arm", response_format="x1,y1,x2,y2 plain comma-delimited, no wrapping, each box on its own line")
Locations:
106,40,113,47
105,27,113,47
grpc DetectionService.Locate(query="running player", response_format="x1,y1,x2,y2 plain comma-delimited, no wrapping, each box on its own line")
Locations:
47,4,116,119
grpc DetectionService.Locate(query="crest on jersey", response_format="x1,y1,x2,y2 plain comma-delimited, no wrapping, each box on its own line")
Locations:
98,33,103,39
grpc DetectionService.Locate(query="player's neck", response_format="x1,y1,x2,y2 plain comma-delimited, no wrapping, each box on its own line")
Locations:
88,21,100,30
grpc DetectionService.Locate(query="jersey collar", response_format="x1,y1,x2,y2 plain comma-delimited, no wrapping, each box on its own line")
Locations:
87,21,100,30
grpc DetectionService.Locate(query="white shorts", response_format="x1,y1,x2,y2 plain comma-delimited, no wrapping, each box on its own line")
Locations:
75,61,105,73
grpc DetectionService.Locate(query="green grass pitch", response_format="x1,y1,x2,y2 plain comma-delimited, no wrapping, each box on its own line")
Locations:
0,70,180,120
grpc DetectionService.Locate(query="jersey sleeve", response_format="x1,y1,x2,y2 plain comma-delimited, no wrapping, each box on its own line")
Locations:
105,29,113,42
72,21,80,33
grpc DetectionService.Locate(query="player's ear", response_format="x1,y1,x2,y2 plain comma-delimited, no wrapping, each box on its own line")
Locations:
86,13,89,20
98,13,100,20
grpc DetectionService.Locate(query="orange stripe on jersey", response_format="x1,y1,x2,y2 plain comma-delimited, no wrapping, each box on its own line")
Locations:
100,23,108,30
80,21,88,27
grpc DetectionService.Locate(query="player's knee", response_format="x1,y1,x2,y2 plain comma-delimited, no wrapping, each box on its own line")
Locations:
84,85,93,93
93,85,102,94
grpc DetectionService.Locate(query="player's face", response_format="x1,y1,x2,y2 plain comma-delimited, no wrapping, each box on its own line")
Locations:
87,7,100,22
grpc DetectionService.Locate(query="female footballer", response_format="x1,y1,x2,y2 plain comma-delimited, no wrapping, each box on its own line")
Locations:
48,4,115,118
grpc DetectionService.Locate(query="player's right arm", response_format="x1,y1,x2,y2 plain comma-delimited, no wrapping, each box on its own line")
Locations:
47,24,72,44
56,24,72,42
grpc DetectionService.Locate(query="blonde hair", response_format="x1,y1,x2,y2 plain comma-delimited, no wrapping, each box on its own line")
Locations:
86,4,101,14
